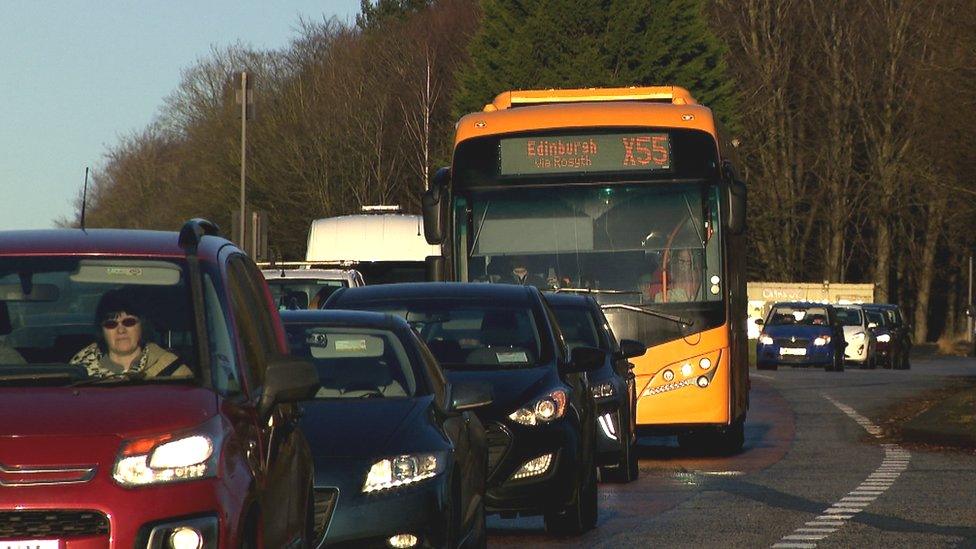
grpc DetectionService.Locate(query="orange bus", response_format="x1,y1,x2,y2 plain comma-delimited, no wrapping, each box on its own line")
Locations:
423,86,749,453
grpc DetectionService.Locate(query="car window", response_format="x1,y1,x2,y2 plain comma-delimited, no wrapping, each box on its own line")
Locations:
265,279,348,311
0,257,198,384
227,257,277,385
865,309,885,326
552,306,601,351
767,306,830,326
834,308,863,327
204,273,241,395
284,325,417,399
408,329,447,408
346,299,544,370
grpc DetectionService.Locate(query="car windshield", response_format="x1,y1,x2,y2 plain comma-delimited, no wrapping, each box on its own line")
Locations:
265,279,348,310
835,308,863,327
284,325,417,398
767,306,830,326
347,299,544,369
866,309,886,326
0,257,199,386
552,306,601,351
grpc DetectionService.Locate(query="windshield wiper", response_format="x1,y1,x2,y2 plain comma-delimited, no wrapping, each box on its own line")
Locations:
600,304,695,328
69,370,148,387
553,288,641,295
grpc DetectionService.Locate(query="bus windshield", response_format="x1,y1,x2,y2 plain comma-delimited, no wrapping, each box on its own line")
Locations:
459,184,722,302
455,183,725,346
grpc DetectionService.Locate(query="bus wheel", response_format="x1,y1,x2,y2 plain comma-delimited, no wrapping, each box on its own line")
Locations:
719,420,745,455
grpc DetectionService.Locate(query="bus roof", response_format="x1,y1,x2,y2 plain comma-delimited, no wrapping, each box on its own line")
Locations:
305,213,440,263
456,86,717,146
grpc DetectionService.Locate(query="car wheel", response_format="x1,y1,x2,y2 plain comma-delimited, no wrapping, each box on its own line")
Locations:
443,477,461,548
601,435,637,483
900,353,911,370
544,455,597,535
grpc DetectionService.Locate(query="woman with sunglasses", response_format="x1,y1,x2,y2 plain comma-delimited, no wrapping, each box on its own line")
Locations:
70,289,190,378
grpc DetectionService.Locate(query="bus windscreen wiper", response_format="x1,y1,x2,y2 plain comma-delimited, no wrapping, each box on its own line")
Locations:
553,288,640,295
599,303,695,328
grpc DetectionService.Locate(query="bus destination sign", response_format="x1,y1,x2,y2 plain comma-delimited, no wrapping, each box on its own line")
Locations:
499,132,671,176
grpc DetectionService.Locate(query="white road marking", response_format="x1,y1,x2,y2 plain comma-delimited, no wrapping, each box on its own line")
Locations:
771,395,911,548
753,373,775,380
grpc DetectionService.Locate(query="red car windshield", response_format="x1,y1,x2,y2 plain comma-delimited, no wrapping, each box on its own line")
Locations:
0,257,199,385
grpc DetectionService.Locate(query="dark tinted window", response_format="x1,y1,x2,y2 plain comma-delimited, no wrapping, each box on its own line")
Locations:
552,306,600,351
342,299,545,370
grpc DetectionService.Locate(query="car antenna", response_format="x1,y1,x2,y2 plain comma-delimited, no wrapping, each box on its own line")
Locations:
80,166,90,230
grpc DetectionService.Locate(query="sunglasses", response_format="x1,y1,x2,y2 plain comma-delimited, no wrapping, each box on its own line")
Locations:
102,317,140,329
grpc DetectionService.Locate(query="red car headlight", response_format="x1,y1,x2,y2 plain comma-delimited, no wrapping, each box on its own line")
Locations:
113,416,223,487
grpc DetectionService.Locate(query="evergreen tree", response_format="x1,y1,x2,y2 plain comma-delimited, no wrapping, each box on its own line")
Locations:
357,0,430,31
454,0,737,125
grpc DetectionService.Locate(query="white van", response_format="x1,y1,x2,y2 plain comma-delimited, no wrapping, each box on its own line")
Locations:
305,207,441,284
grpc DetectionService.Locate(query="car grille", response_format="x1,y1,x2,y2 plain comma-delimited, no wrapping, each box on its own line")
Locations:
313,488,339,540
775,337,810,347
0,510,109,538
485,423,512,476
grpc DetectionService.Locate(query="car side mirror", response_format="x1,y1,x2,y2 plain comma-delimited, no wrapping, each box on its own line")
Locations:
448,382,492,412
564,346,605,374
259,354,320,418
754,318,764,326
616,339,646,360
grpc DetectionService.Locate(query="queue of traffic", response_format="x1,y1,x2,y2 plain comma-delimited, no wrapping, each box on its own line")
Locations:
755,301,912,371
0,86,759,548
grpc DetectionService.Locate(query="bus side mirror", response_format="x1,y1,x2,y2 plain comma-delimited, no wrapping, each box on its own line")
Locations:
725,180,747,235
422,167,450,245
425,255,445,282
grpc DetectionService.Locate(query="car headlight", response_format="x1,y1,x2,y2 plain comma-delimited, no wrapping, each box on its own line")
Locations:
877,334,891,343
814,336,831,346
759,334,774,345
113,418,221,487
362,453,445,493
590,382,614,399
509,390,568,426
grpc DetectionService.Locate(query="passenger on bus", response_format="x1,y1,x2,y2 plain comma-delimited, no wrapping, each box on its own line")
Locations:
508,258,546,289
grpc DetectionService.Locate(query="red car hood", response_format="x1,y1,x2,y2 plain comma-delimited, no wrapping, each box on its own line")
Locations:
0,385,216,469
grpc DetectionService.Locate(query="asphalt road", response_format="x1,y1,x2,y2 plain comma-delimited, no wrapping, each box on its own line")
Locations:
488,356,976,548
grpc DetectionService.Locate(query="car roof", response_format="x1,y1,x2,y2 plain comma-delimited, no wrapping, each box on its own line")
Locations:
863,303,899,310
0,229,192,258
543,292,597,308
261,269,355,280
771,301,833,308
332,282,537,305
278,309,407,331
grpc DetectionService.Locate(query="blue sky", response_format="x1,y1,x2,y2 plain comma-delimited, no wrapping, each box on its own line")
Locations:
0,0,361,230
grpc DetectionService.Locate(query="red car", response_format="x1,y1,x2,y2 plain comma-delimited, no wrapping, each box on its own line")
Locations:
0,220,319,548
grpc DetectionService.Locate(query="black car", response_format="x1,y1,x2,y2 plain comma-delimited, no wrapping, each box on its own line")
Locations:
280,309,490,548
863,304,912,369
326,283,603,535
545,293,645,483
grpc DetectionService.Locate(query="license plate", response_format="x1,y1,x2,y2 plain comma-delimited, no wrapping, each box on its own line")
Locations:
780,347,807,356
0,542,59,549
